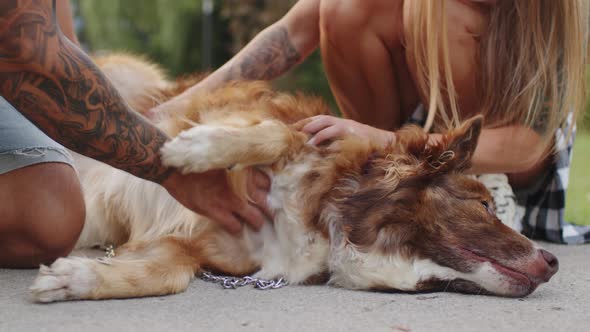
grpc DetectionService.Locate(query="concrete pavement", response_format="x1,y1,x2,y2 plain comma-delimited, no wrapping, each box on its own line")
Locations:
1,242,588,332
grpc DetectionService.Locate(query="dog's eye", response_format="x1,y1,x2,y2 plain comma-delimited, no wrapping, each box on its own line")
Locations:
481,200,494,215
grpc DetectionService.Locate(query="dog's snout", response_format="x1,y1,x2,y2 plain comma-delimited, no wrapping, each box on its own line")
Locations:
521,249,559,284
540,249,559,278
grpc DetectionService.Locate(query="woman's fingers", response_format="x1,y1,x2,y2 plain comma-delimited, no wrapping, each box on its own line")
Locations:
301,116,358,145
301,115,337,134
308,125,345,146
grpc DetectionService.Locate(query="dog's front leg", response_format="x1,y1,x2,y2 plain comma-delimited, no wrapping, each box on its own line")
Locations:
160,120,307,174
30,236,201,302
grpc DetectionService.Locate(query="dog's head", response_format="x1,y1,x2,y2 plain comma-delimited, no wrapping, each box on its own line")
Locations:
326,116,558,297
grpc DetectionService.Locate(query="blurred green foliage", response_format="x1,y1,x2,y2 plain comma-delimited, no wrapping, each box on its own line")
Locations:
566,131,590,225
584,72,590,130
75,0,230,75
73,0,335,106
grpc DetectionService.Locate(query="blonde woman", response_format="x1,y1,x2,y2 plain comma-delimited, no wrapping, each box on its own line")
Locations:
154,0,590,243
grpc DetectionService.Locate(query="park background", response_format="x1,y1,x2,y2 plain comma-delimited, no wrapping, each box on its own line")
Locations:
71,0,589,225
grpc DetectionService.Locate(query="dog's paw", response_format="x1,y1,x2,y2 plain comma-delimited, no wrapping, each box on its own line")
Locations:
161,125,234,174
252,268,284,281
29,257,97,303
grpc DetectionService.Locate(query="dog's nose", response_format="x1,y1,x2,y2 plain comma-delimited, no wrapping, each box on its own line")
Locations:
539,249,559,279
522,249,559,283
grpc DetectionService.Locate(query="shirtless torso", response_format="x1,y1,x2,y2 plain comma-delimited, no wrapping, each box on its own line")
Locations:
320,0,490,129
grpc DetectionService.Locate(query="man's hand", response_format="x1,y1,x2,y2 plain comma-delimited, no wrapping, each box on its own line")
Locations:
300,115,396,149
162,169,271,233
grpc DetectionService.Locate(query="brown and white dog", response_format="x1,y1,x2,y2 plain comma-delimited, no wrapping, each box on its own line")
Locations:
30,54,558,302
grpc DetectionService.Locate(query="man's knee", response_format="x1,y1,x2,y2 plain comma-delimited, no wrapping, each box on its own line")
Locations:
31,196,85,262
0,163,85,264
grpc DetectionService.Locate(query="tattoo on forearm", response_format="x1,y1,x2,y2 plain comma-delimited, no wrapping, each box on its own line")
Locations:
226,26,301,82
0,0,172,183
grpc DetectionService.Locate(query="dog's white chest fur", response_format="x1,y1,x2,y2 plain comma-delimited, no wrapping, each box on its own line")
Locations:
247,157,330,283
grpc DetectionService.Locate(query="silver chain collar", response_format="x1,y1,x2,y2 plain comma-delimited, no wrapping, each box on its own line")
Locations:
100,245,287,290
201,271,289,290
104,244,116,258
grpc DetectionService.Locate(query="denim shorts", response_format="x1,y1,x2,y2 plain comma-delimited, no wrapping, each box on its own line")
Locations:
0,96,73,175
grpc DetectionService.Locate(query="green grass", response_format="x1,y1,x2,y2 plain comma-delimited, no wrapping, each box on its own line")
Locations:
565,130,590,225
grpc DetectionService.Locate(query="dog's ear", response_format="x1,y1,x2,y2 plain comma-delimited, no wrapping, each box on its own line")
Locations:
423,115,483,174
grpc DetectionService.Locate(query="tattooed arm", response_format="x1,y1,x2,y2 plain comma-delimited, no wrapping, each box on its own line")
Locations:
0,0,172,182
0,0,267,232
147,0,320,119
200,0,320,90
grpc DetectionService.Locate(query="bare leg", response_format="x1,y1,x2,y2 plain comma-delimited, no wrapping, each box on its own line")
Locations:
0,163,85,268
319,0,406,130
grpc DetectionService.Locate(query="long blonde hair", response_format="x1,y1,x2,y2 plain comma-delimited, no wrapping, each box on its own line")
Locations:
406,0,589,148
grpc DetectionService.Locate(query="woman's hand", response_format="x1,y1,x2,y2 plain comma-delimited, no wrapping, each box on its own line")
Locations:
300,115,396,148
